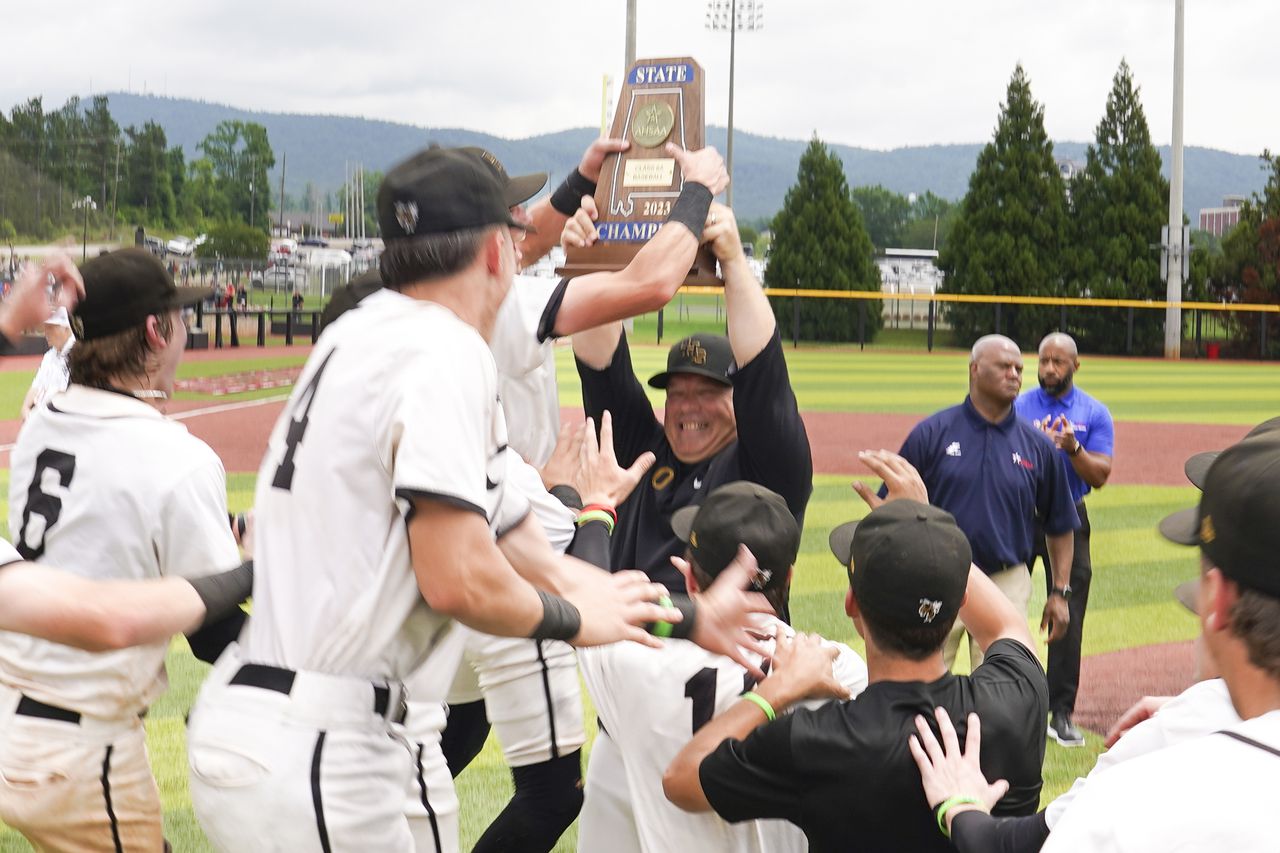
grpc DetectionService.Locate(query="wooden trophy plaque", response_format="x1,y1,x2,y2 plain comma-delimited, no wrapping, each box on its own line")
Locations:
557,56,721,285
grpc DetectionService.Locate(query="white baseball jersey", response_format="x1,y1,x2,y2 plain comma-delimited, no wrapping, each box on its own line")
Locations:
27,338,73,409
491,275,562,467
0,386,240,718
242,287,528,681
0,539,20,566
578,617,869,852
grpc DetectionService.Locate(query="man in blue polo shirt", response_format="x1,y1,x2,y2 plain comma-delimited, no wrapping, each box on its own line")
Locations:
1014,332,1114,747
891,334,1079,670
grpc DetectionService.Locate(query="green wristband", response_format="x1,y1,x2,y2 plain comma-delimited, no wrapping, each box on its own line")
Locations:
740,691,776,722
650,595,675,638
575,509,615,535
934,795,982,838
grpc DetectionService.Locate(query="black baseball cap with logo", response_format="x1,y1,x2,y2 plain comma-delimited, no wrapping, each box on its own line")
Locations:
457,147,548,209
74,248,206,341
1183,415,1280,488
670,481,800,593
1160,432,1280,598
829,500,972,631
649,334,737,389
377,147,528,242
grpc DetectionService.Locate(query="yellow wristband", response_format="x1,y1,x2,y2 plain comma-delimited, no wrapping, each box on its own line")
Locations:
740,691,776,722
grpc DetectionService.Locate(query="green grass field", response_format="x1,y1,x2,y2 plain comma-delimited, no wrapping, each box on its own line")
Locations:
0,320,1268,851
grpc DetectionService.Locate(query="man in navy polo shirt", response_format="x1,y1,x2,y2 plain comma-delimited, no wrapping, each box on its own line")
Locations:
890,334,1079,670
1014,332,1114,747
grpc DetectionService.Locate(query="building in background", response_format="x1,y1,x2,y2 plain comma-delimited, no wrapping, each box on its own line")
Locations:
1198,195,1246,237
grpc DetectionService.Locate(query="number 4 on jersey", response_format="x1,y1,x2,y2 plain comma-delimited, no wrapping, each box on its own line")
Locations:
272,350,335,491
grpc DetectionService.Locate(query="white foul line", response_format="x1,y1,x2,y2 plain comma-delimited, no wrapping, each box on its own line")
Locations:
167,394,292,421
0,394,291,453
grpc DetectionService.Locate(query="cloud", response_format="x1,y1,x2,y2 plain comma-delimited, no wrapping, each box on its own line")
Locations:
2,0,1275,155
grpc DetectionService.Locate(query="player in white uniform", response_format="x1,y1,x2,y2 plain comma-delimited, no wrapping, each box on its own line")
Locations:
20,305,74,420
0,248,246,852
385,143,730,852
577,482,867,852
185,147,686,853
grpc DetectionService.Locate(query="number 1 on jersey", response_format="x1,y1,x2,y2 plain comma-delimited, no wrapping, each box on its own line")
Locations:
272,350,335,491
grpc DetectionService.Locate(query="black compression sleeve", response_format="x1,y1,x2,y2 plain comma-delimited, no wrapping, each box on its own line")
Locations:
187,560,253,627
550,168,598,216
187,609,247,664
549,484,583,511
950,810,1051,853
567,519,611,571
531,590,582,641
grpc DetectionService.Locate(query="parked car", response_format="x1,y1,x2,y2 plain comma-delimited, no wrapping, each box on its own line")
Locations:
250,265,303,291
143,236,167,257
300,236,329,248
167,235,196,256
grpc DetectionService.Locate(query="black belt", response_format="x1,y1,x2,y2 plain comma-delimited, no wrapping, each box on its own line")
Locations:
15,695,81,725
229,663,403,722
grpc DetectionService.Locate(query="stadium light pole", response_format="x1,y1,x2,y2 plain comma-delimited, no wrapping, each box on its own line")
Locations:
706,0,764,209
73,196,96,261
1163,0,1186,359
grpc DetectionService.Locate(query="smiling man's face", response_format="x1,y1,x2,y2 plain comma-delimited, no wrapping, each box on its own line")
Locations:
663,374,736,463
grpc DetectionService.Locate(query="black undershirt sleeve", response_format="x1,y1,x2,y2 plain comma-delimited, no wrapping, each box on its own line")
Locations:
950,809,1051,853
576,334,662,468
186,608,247,664
0,331,17,356
566,520,611,571
535,278,572,342
731,329,813,519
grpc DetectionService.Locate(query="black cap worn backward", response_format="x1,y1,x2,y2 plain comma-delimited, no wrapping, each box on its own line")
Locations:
1183,415,1280,488
649,334,737,389
74,248,206,341
1160,432,1280,598
830,500,972,631
457,147,548,209
670,481,800,592
377,147,526,241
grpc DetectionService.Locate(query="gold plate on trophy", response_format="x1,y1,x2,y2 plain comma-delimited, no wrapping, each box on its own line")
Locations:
632,102,676,148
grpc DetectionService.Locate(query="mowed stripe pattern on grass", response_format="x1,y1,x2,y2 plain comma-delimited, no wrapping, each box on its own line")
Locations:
553,343,1280,423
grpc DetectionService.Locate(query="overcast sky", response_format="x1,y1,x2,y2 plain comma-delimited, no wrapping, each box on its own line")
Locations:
4,1,1274,155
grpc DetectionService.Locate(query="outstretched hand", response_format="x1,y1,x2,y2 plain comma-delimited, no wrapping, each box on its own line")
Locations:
908,707,1008,834
765,631,851,705
578,411,655,508
679,545,776,679
852,449,929,510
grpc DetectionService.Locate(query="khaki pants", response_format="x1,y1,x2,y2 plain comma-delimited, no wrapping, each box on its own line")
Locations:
943,564,1032,671
0,700,162,853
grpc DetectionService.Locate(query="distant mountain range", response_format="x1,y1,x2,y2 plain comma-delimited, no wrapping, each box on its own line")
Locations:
102,92,1268,226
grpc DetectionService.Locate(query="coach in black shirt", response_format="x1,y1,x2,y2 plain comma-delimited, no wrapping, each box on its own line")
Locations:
573,204,812,597
664,487,1048,853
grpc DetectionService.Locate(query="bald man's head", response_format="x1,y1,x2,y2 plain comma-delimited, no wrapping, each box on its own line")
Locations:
1038,332,1078,360
968,334,1024,410
970,334,1020,364
1037,332,1080,397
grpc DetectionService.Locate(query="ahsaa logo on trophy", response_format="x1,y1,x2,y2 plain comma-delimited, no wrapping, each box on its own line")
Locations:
558,56,720,285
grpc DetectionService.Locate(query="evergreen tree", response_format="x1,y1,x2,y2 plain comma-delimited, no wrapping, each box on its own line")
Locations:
1068,60,1169,354
940,65,1068,348
765,135,881,342
83,95,120,218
